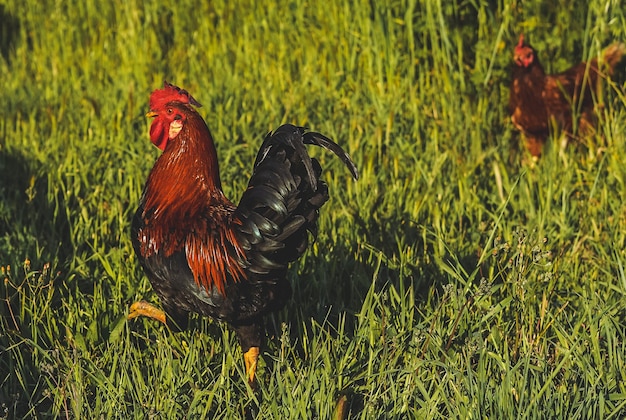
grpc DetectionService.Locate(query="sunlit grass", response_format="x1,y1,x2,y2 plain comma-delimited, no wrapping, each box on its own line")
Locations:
1,0,626,418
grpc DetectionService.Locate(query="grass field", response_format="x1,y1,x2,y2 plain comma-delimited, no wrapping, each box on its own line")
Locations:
2,0,626,418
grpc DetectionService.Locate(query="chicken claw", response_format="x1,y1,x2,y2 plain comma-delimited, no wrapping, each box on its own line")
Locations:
128,301,167,324
243,346,260,386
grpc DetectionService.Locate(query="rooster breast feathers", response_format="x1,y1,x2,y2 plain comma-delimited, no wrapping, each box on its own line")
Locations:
233,124,358,279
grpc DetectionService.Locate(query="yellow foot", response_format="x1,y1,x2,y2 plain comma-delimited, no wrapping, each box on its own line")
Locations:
128,301,167,324
334,394,349,420
243,346,260,386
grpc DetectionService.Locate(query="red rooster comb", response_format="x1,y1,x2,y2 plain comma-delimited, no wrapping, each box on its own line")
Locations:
149,81,203,110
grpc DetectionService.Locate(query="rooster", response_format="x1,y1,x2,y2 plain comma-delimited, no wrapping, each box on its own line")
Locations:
509,34,625,157
128,82,358,385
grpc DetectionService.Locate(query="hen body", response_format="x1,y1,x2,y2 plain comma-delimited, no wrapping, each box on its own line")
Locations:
509,34,624,157
130,82,358,383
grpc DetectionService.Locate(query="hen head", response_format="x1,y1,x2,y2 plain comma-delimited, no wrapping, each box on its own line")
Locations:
514,34,535,68
147,81,203,151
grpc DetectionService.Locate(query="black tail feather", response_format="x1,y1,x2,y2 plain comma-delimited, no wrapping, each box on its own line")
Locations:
233,124,358,278
257,125,359,190
302,131,359,181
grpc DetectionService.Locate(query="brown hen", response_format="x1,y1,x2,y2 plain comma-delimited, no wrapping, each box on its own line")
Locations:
509,34,624,157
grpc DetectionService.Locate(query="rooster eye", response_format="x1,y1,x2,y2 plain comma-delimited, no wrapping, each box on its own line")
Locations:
166,108,173,114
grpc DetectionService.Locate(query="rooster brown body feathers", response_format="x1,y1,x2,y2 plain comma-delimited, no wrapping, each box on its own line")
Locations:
509,34,624,157
130,82,358,383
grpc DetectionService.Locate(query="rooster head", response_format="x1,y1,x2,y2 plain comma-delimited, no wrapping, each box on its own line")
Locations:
147,81,202,151
514,34,535,68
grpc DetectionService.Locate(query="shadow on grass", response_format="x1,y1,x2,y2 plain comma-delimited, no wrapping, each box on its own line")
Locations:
0,5,20,63
0,146,73,418
0,146,72,267
258,208,490,417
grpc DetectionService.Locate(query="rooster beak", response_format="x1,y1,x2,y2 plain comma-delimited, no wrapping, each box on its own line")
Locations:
146,111,158,118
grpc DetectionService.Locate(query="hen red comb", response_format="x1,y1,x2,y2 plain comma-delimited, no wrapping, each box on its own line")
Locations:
149,81,203,110
517,34,525,48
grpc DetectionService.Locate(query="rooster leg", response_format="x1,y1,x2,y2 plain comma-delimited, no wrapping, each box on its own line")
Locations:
235,322,262,386
244,346,260,385
128,301,167,324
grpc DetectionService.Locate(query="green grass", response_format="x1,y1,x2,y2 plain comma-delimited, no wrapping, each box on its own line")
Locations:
2,0,626,418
